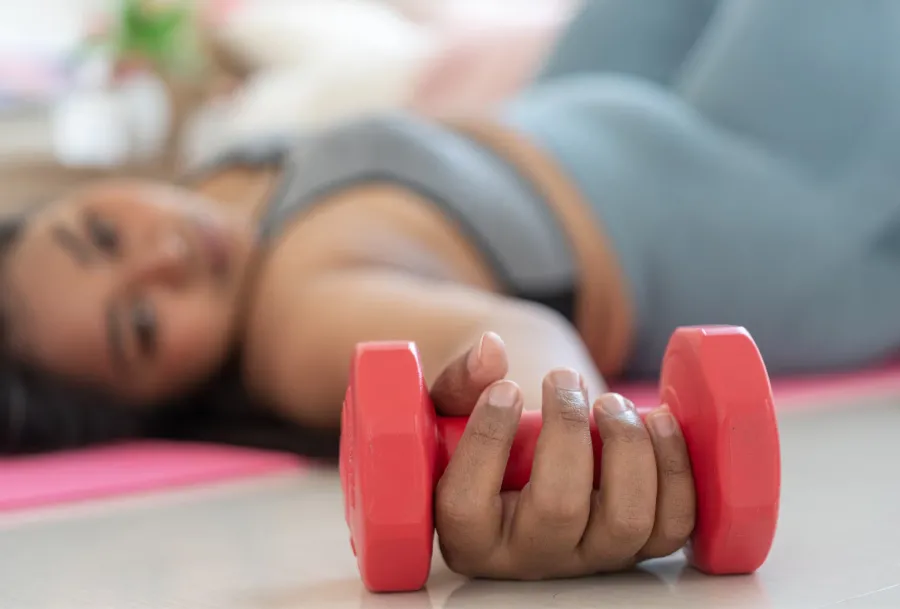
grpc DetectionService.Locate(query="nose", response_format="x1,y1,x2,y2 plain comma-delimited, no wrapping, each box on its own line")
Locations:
127,231,193,288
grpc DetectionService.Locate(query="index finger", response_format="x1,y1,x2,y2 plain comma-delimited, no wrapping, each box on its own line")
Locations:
435,380,522,571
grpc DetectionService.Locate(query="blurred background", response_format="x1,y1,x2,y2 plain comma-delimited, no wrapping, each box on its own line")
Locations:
0,0,577,210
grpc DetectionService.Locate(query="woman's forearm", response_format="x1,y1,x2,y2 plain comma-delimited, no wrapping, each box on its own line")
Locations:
245,267,605,428
460,301,606,411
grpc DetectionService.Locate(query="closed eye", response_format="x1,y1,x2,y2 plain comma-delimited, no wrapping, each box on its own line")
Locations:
85,212,120,255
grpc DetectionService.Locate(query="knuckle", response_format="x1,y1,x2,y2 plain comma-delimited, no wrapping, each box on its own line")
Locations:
606,509,655,544
439,542,482,577
640,513,695,560
531,495,588,530
658,454,693,481
662,519,694,552
435,514,485,568
435,485,479,529
658,506,696,543
611,419,653,445
468,417,510,448
556,392,590,428
435,492,484,528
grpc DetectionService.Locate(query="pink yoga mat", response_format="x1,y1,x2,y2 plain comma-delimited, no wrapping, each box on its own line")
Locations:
1,365,899,515
0,441,303,514
615,363,900,410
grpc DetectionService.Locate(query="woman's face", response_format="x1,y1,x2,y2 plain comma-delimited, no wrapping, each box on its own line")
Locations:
2,180,256,405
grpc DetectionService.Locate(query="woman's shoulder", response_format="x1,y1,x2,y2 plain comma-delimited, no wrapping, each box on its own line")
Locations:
186,132,301,179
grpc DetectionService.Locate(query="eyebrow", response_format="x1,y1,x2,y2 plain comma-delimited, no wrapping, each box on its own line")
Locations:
51,225,94,266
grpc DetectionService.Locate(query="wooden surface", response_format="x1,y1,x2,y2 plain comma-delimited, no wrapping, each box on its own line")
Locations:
0,397,897,608
0,161,176,213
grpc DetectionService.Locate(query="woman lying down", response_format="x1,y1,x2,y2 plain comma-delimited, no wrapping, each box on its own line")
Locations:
2,0,898,581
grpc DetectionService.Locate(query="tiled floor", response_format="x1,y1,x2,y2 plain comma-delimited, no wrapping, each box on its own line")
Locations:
0,396,896,608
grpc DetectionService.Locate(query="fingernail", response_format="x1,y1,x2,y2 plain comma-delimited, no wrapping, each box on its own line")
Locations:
550,368,581,392
467,332,503,374
488,381,519,408
649,410,677,437
599,393,632,417
467,335,484,374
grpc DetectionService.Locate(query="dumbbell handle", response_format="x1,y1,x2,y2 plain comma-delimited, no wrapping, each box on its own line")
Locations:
434,408,656,490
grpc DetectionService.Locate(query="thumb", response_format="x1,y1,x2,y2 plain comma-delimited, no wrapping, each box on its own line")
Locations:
430,331,509,416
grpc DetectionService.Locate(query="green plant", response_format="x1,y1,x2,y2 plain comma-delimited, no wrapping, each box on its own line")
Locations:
82,0,203,79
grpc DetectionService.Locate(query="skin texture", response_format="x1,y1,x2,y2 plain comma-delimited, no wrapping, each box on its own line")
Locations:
431,332,696,579
0,161,695,579
4,180,256,405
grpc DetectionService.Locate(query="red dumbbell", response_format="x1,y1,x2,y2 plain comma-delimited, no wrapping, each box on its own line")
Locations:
340,326,781,593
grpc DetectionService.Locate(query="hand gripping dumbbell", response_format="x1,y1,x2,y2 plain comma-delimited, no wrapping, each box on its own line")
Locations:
340,326,781,593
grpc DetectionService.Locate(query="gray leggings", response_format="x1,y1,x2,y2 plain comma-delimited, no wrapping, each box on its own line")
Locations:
501,0,900,376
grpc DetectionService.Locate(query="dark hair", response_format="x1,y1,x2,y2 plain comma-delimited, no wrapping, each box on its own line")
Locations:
0,216,339,459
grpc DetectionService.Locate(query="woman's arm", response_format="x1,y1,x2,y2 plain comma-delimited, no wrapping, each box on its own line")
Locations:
242,266,604,428
237,201,697,585
242,263,695,583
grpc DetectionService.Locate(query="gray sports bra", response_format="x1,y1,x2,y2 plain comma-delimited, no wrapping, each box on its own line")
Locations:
190,112,579,321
